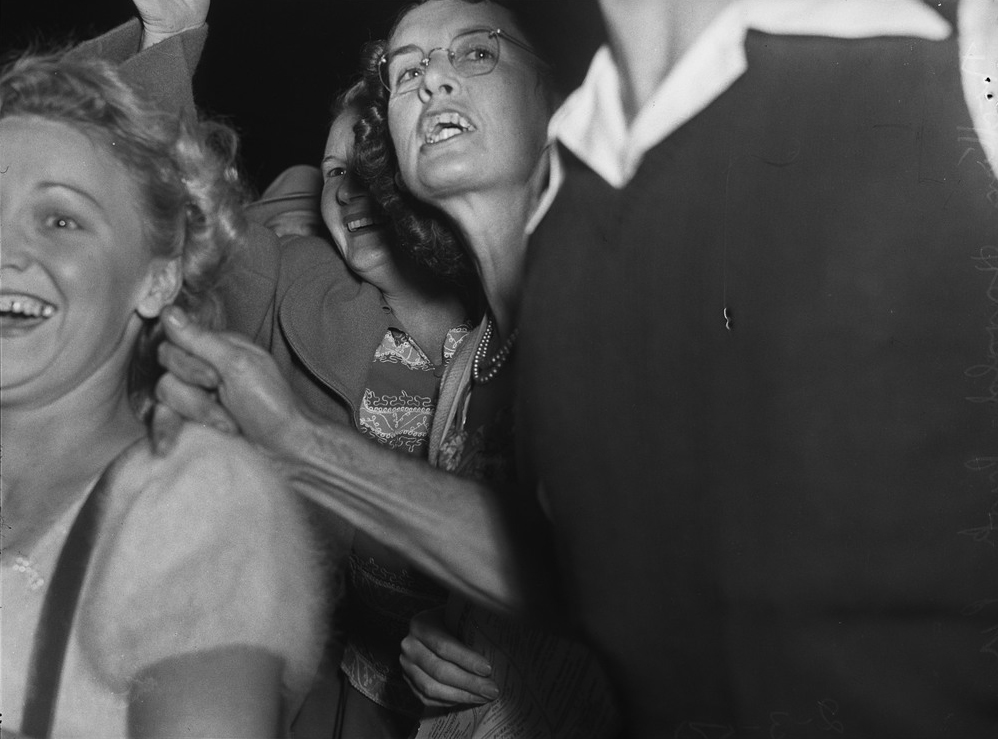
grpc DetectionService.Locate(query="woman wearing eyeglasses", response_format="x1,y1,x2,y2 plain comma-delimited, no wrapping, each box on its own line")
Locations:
344,2,622,736
355,0,554,487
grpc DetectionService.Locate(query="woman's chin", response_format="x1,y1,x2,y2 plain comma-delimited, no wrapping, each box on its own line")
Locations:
340,231,393,272
411,156,485,203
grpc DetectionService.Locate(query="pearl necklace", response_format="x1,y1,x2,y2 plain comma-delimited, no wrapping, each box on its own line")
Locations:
12,554,46,591
472,317,519,385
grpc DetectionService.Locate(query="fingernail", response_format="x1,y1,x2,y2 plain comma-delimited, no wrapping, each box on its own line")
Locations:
483,684,499,700
163,307,188,328
474,660,492,677
200,370,221,387
152,433,174,457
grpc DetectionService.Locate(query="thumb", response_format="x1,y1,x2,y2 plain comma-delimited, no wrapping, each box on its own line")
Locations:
160,307,233,371
149,402,185,457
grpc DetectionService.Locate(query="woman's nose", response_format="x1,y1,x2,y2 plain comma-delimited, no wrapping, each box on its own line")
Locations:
336,171,365,205
0,224,33,270
418,52,459,101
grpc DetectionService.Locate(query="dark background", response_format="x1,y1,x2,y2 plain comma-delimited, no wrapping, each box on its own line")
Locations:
1,0,604,193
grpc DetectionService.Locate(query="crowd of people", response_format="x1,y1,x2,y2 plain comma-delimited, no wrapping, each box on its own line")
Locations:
2,0,996,738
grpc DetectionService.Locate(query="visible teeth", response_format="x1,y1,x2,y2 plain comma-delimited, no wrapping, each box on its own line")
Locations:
424,111,475,144
0,294,57,318
429,128,462,144
437,112,472,129
347,216,380,232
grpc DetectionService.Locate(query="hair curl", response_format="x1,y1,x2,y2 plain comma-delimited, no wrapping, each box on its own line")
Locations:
0,52,249,419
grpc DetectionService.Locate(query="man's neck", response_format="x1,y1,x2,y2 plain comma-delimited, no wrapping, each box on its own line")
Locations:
599,0,736,123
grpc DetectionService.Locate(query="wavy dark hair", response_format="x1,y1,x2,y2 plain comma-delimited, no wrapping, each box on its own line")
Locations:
0,52,249,420
349,58,475,284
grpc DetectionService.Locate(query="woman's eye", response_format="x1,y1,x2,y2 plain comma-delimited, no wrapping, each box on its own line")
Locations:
461,45,495,63
44,214,81,230
397,66,424,85
325,166,347,179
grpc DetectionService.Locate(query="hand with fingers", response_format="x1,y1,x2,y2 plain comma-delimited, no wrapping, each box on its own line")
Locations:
134,0,210,48
400,607,500,709
153,306,311,456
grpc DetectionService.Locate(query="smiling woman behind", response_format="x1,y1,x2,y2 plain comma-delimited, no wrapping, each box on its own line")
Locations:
0,53,326,738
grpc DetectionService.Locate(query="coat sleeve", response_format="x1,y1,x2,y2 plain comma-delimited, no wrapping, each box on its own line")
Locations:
218,223,285,345
64,18,207,116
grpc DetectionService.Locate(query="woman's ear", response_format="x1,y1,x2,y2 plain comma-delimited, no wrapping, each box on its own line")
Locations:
137,257,183,319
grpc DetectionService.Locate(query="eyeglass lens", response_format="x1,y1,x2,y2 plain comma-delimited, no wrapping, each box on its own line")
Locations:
383,30,500,95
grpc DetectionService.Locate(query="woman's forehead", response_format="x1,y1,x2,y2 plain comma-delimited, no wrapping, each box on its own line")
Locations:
390,0,517,49
324,110,359,158
3,116,125,194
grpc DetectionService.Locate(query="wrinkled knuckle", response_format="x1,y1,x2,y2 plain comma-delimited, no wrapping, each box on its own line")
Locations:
426,634,449,654
426,658,451,681
229,350,257,376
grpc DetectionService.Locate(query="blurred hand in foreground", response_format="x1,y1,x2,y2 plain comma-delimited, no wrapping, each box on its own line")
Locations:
153,306,308,456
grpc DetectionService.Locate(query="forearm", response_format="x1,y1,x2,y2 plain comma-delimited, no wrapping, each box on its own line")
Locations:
284,413,550,616
128,646,282,738
154,309,563,618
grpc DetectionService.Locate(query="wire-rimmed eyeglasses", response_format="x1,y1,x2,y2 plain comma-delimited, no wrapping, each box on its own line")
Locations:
378,28,544,97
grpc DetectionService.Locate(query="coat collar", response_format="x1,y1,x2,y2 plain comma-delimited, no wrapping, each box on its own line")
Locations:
277,242,390,408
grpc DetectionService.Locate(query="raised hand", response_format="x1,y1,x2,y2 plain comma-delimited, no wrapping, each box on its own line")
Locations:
135,0,210,48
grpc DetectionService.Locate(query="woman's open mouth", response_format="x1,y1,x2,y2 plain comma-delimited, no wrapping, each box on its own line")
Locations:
345,215,384,233
0,293,57,335
422,111,476,145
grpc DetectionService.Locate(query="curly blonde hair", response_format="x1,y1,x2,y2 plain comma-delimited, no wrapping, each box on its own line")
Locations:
0,52,249,418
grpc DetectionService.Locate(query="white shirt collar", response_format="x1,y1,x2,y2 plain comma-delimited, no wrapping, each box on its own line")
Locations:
550,0,954,190
525,145,562,236
958,0,998,188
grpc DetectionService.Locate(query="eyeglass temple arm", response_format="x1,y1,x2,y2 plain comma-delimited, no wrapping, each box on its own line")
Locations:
493,28,551,68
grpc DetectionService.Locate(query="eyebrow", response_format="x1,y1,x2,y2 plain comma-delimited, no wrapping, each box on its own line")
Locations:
385,43,422,58
385,26,494,57
40,181,106,213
